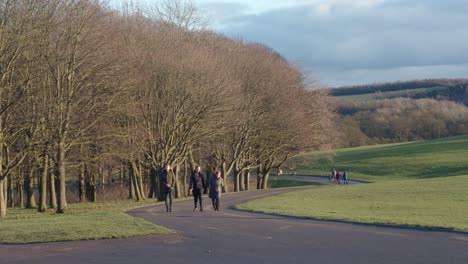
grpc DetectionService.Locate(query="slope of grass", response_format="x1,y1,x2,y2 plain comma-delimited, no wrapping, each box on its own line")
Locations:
0,200,171,244
292,135,468,182
237,175,468,231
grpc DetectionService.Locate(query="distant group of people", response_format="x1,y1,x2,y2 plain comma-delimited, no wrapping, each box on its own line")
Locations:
329,169,349,184
161,164,224,213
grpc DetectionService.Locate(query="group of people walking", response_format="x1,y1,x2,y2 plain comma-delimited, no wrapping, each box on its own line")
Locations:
161,164,224,213
329,169,349,184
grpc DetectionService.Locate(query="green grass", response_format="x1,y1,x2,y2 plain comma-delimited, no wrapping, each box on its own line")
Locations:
269,179,325,188
337,86,446,102
291,135,468,182
0,200,172,244
238,175,468,231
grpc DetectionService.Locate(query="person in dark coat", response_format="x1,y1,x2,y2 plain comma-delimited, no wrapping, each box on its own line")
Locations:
343,171,349,184
335,171,342,184
189,165,205,211
161,164,175,212
209,171,224,211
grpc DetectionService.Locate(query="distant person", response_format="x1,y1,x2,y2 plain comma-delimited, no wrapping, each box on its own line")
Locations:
331,169,337,183
335,171,342,184
278,166,283,176
343,171,349,184
161,164,175,212
189,165,206,212
209,171,224,211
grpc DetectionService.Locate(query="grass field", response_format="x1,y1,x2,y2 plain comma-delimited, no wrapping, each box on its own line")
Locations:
0,200,171,244
238,175,468,231
291,135,468,182
337,86,446,102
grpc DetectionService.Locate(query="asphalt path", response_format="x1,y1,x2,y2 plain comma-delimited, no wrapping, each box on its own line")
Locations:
270,174,364,184
1,185,467,264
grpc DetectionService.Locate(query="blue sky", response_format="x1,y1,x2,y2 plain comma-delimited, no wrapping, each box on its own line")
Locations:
119,0,468,87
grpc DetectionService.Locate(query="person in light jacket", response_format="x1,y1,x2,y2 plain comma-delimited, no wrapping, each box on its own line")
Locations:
209,171,224,211
161,164,175,212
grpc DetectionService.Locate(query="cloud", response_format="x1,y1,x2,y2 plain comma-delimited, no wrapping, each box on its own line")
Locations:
199,0,468,86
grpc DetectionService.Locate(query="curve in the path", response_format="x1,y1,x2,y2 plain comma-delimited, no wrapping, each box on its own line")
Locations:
270,174,365,184
1,186,467,264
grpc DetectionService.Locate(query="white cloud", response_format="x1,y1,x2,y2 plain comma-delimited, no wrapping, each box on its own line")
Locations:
315,3,331,15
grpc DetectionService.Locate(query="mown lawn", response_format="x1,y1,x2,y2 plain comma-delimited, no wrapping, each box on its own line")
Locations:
237,175,468,231
0,200,172,244
291,135,468,182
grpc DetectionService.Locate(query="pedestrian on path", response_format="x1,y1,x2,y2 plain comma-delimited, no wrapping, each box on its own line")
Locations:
335,171,342,184
161,164,175,212
343,171,349,184
209,171,224,211
189,165,206,212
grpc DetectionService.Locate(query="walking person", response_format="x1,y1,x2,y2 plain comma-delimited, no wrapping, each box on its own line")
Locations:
189,165,205,212
343,171,349,184
335,171,342,184
209,171,224,211
331,169,337,183
161,164,175,212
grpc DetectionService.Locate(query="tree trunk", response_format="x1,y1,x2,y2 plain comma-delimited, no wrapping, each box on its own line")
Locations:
49,165,57,209
244,170,250,191
129,165,136,200
79,164,86,202
261,172,270,190
0,177,5,218
256,166,263,190
183,160,188,197
17,179,24,208
129,161,143,201
86,171,97,202
25,167,37,209
38,155,48,212
157,169,165,202
148,167,157,199
137,162,146,200
174,165,181,198
221,161,229,193
6,174,13,208
57,141,67,213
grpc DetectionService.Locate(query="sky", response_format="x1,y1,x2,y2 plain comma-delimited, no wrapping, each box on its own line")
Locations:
127,0,468,87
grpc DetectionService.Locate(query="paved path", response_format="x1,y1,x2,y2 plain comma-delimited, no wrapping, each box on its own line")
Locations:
1,186,467,264
270,174,364,184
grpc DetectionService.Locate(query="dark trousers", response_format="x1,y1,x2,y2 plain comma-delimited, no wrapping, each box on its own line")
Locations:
212,198,220,211
193,190,203,210
165,191,172,212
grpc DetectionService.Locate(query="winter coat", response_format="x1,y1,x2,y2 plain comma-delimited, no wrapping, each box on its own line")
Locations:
209,175,224,199
189,171,205,194
161,169,175,193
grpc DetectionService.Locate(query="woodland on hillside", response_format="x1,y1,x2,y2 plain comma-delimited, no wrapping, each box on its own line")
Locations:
0,0,335,218
336,98,468,147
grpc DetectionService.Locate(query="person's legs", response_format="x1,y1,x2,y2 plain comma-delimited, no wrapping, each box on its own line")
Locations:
193,192,198,211
199,193,203,211
215,198,220,211
168,191,172,212
165,192,170,212
211,198,216,209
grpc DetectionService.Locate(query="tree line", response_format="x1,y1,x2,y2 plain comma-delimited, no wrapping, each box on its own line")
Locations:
330,78,468,100
0,0,334,218
336,98,468,147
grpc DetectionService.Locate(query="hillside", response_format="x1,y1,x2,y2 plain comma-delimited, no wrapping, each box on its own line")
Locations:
288,135,468,182
331,79,468,105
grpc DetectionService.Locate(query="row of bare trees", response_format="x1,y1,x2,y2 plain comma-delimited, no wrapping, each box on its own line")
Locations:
0,0,334,218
